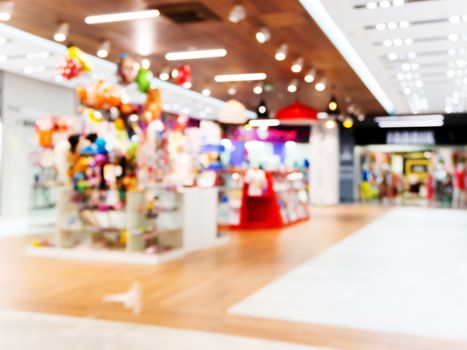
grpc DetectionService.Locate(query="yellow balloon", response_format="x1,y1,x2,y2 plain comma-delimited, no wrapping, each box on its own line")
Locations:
68,46,93,71
85,108,102,123
115,118,125,131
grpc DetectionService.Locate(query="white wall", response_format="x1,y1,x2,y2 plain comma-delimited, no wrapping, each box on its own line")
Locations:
0,72,75,218
310,124,339,205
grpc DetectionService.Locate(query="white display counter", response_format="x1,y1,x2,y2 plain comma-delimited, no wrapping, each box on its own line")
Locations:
27,187,228,265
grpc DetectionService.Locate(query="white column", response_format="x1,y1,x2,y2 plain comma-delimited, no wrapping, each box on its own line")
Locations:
310,124,339,205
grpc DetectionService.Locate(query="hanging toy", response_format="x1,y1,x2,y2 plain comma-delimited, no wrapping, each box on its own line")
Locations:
175,64,191,86
35,116,56,148
84,108,103,123
58,56,83,80
117,53,139,85
144,88,162,122
136,68,153,93
68,46,93,72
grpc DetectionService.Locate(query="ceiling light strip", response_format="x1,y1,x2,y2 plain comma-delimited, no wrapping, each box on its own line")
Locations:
214,73,267,82
165,49,227,61
85,10,160,24
375,114,444,128
298,0,395,114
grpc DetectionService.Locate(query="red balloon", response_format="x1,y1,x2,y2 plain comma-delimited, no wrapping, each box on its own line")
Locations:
176,64,191,85
58,56,83,80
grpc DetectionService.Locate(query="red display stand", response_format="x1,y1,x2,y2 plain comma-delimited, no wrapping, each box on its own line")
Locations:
233,171,309,229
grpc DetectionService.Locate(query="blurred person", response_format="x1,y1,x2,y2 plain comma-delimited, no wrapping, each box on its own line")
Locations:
452,162,466,208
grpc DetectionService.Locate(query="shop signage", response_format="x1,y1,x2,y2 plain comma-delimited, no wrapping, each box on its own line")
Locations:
386,131,435,145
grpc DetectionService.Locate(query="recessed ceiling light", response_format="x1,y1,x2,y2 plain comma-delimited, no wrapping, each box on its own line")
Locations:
376,22,386,30
214,73,267,82
315,78,326,92
85,9,160,24
53,23,69,42
399,20,410,28
449,15,461,23
401,63,410,71
388,52,398,60
397,73,405,80
448,33,459,42
253,82,263,94
304,68,316,83
291,56,304,73
256,27,271,43
407,51,416,59
24,65,34,74
393,38,402,46
159,67,170,81
141,58,150,69
202,88,211,96
380,1,391,8
287,79,298,93
183,81,192,89
387,21,397,30
165,49,227,61
228,3,246,23
96,40,110,58
366,2,377,10
383,39,392,47
227,87,237,95
404,38,413,45
392,0,405,7
0,1,13,21
275,43,288,61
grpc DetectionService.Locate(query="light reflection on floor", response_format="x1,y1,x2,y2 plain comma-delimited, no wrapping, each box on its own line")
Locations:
230,208,467,342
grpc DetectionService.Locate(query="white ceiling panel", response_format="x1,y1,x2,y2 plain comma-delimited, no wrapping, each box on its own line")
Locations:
299,0,467,115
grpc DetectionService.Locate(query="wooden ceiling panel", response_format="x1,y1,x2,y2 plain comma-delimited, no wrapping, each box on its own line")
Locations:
5,0,385,115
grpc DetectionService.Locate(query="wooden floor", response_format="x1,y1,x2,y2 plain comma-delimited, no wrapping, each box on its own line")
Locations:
0,205,465,350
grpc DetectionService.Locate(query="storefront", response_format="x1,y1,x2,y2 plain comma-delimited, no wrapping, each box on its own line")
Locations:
352,115,467,208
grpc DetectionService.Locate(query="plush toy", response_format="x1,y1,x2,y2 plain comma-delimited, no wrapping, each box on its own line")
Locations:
144,88,162,122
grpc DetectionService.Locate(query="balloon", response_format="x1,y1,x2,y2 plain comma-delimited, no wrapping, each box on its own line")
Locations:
95,153,107,165
68,46,92,72
58,56,83,80
144,88,162,122
95,138,107,154
117,53,139,85
80,145,96,155
136,68,153,93
114,118,126,131
85,108,103,123
176,64,191,85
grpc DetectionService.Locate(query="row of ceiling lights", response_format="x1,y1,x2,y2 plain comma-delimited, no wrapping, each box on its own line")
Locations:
365,0,405,10
0,2,363,118
226,3,329,95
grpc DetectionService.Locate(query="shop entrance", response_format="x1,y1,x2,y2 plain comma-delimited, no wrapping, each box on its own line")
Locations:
355,145,467,208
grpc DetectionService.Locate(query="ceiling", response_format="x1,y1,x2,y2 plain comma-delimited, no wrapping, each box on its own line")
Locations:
316,0,467,115
1,0,385,115
0,23,242,120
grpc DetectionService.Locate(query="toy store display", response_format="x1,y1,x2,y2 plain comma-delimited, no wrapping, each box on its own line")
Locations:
218,169,309,229
29,72,224,263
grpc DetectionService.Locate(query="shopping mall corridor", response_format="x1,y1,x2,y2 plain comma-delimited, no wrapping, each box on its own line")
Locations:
1,205,467,350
